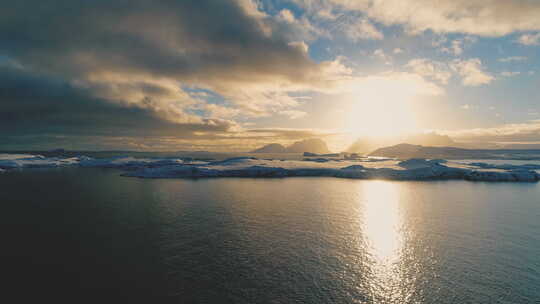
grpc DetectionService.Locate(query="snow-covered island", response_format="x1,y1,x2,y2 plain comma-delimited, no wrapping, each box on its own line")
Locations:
1,153,540,183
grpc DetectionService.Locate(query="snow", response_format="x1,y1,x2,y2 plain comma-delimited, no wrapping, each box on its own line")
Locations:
398,158,444,169
0,154,80,169
0,153,539,183
78,156,184,168
0,153,39,160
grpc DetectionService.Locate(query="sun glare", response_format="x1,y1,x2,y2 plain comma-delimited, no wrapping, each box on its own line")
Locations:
359,180,404,301
361,181,403,262
344,78,423,137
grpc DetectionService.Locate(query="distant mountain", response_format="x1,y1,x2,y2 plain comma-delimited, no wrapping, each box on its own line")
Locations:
369,143,540,160
369,144,426,158
285,139,331,154
252,138,331,154
499,143,540,150
346,140,379,155
347,132,456,155
404,133,455,146
251,143,287,153
303,152,341,157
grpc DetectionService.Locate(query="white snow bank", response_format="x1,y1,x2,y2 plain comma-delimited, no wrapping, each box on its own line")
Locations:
78,156,184,168
123,157,540,182
398,158,445,169
0,154,538,182
0,154,80,169
0,154,41,160
467,162,540,171
0,154,184,170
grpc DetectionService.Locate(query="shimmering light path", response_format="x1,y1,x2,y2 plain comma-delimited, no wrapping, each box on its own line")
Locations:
2,169,540,303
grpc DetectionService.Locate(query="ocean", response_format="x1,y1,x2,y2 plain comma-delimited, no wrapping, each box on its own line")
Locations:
2,168,540,303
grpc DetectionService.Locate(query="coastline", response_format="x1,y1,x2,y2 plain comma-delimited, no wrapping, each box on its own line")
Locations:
2,154,539,183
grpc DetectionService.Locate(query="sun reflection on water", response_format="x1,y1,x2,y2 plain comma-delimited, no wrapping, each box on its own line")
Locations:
359,180,404,303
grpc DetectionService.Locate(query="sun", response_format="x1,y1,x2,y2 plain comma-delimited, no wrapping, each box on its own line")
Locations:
346,96,417,137
344,78,422,137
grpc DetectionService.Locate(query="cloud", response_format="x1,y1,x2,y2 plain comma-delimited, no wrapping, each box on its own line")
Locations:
0,0,340,109
517,32,540,45
0,0,361,148
342,71,445,97
246,128,325,139
406,59,452,84
275,8,324,41
372,49,392,65
450,59,494,86
344,18,384,41
197,104,242,119
498,56,528,62
328,0,540,36
279,110,308,119
0,65,237,139
439,37,477,56
445,120,540,143
500,71,521,77
289,0,339,20
278,8,297,23
405,58,494,86
3,0,505,151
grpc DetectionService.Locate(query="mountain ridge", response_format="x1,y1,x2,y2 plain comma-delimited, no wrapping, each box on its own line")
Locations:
370,143,540,160
252,138,331,154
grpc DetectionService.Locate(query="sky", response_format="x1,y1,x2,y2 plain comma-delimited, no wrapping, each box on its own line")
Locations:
1,0,540,152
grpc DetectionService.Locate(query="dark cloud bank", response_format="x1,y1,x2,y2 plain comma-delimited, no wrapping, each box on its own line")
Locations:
0,0,322,150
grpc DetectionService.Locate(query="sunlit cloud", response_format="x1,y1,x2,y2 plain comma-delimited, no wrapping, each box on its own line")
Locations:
450,59,494,86
517,32,540,45
444,120,540,143
0,0,350,143
405,58,494,86
328,0,540,36
439,36,477,56
500,71,521,77
372,49,392,65
279,110,308,119
406,59,452,84
1,0,540,150
344,18,384,41
498,56,527,62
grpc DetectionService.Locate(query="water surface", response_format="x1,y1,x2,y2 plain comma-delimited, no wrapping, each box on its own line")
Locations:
2,168,539,303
